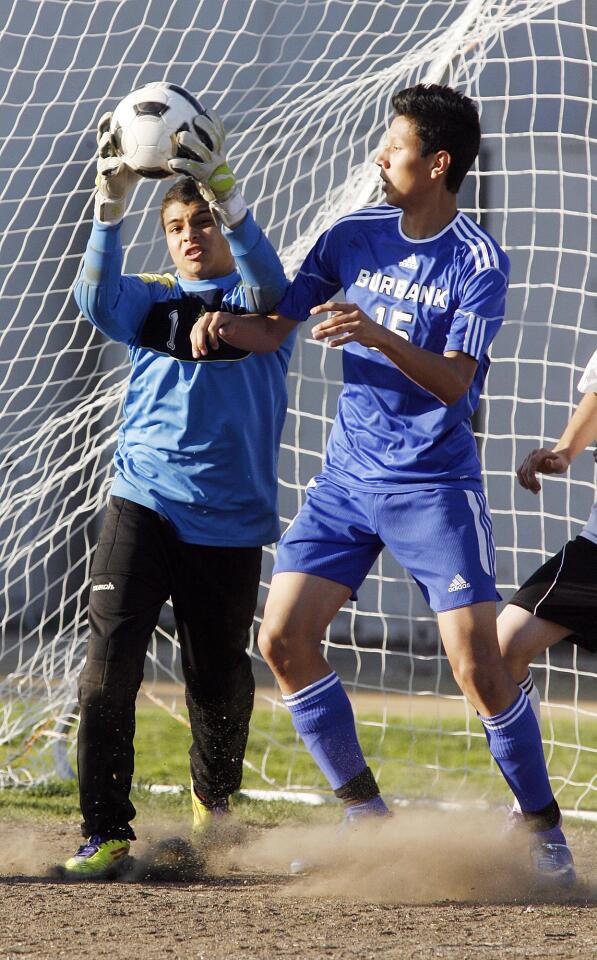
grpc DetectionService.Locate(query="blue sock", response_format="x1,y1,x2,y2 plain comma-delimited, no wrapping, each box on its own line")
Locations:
284,672,387,813
479,690,563,840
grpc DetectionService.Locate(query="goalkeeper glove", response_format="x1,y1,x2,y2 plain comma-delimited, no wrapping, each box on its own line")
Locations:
94,112,141,224
168,110,247,229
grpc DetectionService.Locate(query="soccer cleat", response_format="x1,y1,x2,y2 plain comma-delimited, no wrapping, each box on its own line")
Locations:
531,840,577,886
62,835,131,878
503,804,576,886
191,782,229,835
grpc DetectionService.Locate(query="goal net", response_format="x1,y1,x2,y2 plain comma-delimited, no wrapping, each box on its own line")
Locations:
1,0,595,814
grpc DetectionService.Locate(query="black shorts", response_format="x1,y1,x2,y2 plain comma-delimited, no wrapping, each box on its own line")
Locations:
508,535,597,652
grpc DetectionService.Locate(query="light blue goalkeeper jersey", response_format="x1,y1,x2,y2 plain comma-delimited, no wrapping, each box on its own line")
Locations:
275,204,509,491
74,213,296,546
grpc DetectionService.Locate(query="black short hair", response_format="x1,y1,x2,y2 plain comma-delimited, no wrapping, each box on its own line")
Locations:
160,177,209,229
391,84,481,193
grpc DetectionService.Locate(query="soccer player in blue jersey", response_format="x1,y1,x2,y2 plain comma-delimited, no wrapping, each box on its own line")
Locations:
62,110,296,877
197,84,575,884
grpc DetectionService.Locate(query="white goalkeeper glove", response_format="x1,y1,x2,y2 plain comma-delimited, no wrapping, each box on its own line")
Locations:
94,112,141,224
168,110,247,229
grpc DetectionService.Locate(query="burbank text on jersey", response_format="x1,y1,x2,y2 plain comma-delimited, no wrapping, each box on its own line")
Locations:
355,267,450,309
275,204,510,492
74,211,297,547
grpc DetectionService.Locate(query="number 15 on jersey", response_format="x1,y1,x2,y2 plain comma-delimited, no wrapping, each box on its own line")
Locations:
374,305,414,341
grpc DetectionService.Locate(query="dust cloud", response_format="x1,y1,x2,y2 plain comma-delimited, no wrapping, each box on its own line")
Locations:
0,809,592,905
226,807,588,904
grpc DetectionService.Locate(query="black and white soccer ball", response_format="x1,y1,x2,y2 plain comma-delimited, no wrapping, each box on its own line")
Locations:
110,82,211,179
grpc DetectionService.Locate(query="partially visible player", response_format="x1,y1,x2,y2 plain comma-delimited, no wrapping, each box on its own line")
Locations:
61,110,296,877
196,83,576,885
498,349,597,726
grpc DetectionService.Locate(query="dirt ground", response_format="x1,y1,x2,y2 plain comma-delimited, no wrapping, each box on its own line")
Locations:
0,812,595,960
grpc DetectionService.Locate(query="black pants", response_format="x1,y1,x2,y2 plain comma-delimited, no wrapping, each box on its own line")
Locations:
77,497,261,839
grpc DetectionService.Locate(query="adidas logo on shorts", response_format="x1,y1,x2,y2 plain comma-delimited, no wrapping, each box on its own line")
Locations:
92,582,115,592
448,574,471,593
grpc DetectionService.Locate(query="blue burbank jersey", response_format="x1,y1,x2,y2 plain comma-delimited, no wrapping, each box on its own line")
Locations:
74,212,297,546
275,205,509,491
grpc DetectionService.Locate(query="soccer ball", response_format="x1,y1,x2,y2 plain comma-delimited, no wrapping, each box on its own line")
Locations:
110,82,210,179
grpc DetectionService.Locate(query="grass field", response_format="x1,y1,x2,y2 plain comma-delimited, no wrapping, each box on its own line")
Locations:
1,702,595,822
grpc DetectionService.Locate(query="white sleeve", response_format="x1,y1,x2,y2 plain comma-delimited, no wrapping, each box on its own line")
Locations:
578,348,597,394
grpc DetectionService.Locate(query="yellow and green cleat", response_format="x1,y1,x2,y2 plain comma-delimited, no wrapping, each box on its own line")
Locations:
63,835,131,878
191,781,229,835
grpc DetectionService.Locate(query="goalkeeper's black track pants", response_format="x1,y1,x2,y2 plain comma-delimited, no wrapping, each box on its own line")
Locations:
77,496,261,840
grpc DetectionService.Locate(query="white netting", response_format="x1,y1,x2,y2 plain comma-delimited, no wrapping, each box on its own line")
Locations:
0,0,595,809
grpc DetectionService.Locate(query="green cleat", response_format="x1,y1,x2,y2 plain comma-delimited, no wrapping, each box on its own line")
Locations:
63,835,131,878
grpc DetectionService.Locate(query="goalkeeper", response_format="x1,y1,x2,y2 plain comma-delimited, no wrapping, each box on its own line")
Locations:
62,109,296,877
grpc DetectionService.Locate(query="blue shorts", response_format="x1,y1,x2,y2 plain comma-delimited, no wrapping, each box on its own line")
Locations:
274,474,500,613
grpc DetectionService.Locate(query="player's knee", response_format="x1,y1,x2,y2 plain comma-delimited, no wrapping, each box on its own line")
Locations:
257,618,298,676
497,609,518,657
256,621,282,668
186,653,254,703
496,629,517,670
451,658,502,705
497,608,533,681
77,657,104,701
78,682,123,737
187,636,250,678
78,659,137,712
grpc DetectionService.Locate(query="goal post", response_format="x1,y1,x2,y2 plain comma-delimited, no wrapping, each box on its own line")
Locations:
0,0,595,813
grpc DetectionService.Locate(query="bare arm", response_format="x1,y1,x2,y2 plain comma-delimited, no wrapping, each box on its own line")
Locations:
517,391,597,493
310,301,477,405
190,310,298,358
